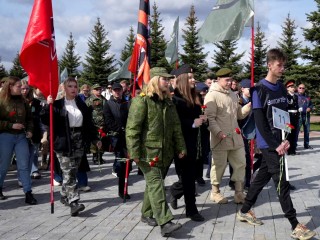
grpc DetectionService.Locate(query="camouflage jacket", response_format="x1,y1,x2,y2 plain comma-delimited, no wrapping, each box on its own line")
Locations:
85,94,106,128
0,95,33,134
126,94,186,168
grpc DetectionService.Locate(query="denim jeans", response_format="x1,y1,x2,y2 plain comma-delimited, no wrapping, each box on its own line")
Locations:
297,114,310,148
0,133,32,193
18,142,40,182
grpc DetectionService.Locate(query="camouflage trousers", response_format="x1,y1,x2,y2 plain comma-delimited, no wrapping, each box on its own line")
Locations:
55,131,83,204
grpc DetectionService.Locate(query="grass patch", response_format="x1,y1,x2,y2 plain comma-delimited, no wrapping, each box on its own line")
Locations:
310,122,320,131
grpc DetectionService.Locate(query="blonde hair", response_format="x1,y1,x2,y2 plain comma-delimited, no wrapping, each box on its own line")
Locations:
143,76,171,100
21,79,34,101
175,73,201,106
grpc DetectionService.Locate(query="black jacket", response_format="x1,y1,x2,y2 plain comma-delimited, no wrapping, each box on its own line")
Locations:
103,95,129,134
173,89,201,160
41,96,98,155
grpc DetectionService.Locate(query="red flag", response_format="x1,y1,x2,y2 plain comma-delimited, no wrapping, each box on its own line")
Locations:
20,0,59,99
128,0,150,90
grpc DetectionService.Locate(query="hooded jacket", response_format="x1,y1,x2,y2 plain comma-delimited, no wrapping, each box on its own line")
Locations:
204,82,251,151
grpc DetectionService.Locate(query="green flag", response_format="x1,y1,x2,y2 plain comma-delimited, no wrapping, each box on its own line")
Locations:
60,67,68,83
198,0,254,44
165,16,179,64
108,57,132,82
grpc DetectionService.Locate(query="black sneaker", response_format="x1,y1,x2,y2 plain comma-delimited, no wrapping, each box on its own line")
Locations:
25,191,37,205
304,145,313,149
141,216,158,226
119,193,131,199
289,184,296,191
186,213,205,222
160,221,182,237
70,201,85,216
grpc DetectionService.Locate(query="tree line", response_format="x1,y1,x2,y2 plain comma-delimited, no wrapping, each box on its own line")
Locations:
1,1,319,112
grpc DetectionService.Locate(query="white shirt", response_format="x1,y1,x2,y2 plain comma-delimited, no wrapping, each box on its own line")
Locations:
64,98,83,127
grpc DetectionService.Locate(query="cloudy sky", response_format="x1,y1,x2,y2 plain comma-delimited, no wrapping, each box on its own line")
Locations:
0,0,317,71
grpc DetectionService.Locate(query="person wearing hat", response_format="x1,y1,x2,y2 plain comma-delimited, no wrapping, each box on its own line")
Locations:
169,64,205,222
101,84,112,100
126,67,186,237
86,83,107,165
204,68,251,204
285,80,299,155
103,82,131,199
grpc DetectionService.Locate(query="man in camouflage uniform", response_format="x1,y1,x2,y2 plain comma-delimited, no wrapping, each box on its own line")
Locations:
126,67,186,237
86,84,107,164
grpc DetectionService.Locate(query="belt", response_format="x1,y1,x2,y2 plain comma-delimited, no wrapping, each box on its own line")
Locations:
288,110,298,113
70,127,82,132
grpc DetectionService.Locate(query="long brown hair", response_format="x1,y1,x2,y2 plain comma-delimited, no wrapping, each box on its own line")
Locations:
175,73,201,106
0,76,21,104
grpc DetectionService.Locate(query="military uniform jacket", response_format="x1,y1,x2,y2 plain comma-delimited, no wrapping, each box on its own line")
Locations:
85,94,107,128
126,94,186,168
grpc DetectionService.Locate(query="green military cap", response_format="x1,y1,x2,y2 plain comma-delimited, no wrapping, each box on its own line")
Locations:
92,83,102,89
216,68,232,78
150,67,174,79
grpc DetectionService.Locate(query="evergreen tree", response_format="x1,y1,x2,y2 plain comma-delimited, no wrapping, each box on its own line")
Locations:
0,57,8,80
180,5,208,80
211,40,245,77
59,32,81,77
301,0,320,65
82,18,115,85
277,13,301,71
149,2,170,69
244,22,268,82
9,52,27,79
120,26,135,62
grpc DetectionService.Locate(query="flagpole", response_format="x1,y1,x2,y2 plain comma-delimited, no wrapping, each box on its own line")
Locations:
250,13,255,180
49,41,55,214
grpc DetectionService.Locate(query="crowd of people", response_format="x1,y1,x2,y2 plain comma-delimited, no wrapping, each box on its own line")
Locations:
0,48,316,239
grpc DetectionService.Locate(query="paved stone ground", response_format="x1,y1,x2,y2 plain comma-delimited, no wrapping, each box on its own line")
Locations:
0,134,320,240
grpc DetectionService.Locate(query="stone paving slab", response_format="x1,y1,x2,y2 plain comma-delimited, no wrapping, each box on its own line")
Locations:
0,136,320,240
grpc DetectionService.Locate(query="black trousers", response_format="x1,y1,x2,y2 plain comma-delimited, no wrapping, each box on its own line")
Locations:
170,156,198,216
287,113,299,154
241,149,298,229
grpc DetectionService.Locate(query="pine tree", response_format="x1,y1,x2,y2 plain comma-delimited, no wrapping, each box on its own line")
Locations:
301,0,320,65
9,52,27,79
180,5,208,80
211,40,245,77
82,18,115,85
149,2,170,69
59,32,81,76
244,22,268,82
277,13,301,71
120,26,135,62
0,57,8,80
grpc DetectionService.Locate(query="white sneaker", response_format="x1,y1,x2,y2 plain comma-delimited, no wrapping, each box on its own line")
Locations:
112,170,118,178
78,186,91,192
18,180,22,187
53,179,62,186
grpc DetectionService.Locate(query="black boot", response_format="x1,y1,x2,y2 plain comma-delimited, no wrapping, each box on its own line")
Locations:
92,153,98,165
25,191,37,205
160,221,182,237
169,194,178,210
0,187,7,200
70,201,85,216
99,154,106,164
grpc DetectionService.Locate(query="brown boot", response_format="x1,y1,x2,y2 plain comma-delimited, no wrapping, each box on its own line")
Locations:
210,184,228,204
234,182,246,204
